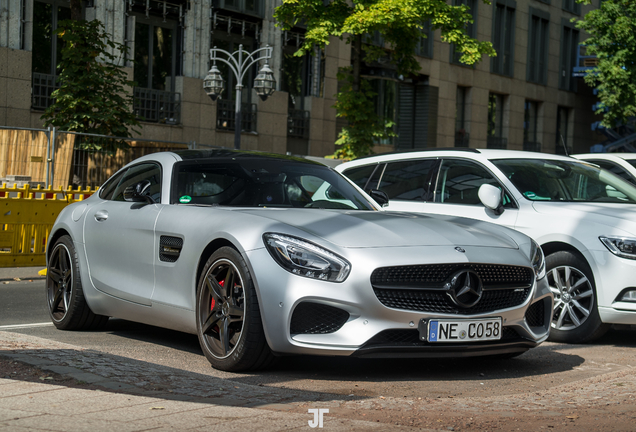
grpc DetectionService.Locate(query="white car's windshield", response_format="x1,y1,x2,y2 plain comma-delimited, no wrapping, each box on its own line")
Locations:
493,158,636,204
172,158,376,210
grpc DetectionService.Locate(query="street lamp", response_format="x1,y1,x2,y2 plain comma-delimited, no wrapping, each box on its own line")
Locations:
203,44,276,150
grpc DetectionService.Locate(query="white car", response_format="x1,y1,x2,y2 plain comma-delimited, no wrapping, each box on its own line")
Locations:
337,149,636,343
573,153,636,185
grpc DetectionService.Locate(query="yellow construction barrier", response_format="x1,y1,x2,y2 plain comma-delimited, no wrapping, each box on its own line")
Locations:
0,183,97,267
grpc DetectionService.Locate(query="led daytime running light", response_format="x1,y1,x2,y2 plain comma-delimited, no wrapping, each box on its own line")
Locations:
600,236,636,260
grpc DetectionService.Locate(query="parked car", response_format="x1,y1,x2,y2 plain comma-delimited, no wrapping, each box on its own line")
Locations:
573,153,636,185
46,149,551,371
337,149,636,344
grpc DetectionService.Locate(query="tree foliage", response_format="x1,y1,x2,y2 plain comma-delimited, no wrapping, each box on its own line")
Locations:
275,0,495,158
41,19,140,151
577,0,636,128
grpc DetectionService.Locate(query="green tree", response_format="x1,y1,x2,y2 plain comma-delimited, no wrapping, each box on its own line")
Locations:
41,19,140,151
577,0,636,128
275,0,495,158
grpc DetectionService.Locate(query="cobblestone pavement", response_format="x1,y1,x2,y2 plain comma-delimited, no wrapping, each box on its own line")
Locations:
1,331,635,431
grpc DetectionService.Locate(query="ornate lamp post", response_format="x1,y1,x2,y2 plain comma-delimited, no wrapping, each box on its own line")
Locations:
203,44,276,150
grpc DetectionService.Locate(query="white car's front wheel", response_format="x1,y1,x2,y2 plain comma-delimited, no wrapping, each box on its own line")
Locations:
546,251,608,343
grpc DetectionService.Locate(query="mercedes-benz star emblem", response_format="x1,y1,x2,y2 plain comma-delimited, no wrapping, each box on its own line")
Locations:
444,270,483,308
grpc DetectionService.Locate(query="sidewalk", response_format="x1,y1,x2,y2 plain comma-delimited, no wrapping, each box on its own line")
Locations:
0,332,421,432
0,266,45,282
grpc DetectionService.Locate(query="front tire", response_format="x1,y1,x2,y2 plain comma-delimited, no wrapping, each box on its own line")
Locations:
196,247,274,371
546,251,608,343
46,235,108,330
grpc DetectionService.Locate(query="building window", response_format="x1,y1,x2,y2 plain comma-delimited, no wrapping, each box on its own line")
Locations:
31,0,71,110
133,14,181,124
416,21,434,59
524,100,541,152
213,0,263,18
556,106,570,154
491,0,515,77
451,0,476,65
370,79,398,145
487,93,507,149
455,86,469,147
559,21,579,92
562,0,581,15
527,9,549,85
397,82,439,150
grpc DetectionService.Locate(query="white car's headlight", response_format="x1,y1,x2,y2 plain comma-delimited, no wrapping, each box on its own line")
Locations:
263,233,351,282
599,236,636,260
530,240,546,280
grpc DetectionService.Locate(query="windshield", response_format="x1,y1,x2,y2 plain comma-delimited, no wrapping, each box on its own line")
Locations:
492,158,636,204
172,159,376,210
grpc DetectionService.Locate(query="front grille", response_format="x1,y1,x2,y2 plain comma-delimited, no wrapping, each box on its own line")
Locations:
372,263,533,314
525,299,545,327
373,287,531,315
371,264,533,289
362,327,521,348
290,302,349,335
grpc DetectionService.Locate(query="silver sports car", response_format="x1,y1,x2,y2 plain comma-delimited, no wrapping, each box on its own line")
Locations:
46,150,552,371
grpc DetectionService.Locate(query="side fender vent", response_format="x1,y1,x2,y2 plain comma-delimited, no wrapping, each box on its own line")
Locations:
160,236,183,262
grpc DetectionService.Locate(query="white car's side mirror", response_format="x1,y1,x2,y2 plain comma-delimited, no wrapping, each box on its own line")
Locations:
478,184,504,215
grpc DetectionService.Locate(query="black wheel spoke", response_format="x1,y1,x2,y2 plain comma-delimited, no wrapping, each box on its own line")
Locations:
202,311,223,335
219,317,230,355
51,286,64,312
48,266,63,284
222,269,235,299
228,304,244,323
205,275,224,301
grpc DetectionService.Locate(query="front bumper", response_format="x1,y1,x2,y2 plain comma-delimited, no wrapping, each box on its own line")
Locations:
590,249,636,325
246,245,552,357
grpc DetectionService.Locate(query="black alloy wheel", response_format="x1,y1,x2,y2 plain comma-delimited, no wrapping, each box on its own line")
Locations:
46,235,108,330
196,246,274,371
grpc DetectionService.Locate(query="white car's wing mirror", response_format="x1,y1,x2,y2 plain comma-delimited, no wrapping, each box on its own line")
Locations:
478,184,504,215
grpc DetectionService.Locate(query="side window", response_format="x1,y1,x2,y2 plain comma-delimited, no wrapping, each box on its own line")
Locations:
378,159,438,201
99,170,126,200
342,164,381,190
111,163,162,203
436,159,513,207
588,160,634,184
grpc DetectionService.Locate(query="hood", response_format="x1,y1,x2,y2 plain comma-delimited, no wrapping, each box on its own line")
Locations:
235,209,520,249
531,202,636,235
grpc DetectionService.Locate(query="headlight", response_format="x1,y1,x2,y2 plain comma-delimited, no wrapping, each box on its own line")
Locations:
530,240,546,280
600,236,636,260
263,233,351,282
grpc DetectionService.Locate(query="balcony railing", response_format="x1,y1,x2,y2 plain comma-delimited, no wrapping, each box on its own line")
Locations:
133,88,181,125
454,131,469,147
523,141,541,152
216,99,257,132
287,109,310,139
32,73,60,110
487,136,508,149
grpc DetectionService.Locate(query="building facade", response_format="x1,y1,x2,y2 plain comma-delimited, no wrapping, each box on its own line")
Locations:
0,0,603,157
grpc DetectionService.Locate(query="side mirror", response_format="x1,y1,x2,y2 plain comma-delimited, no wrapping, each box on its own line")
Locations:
367,189,389,207
123,180,155,204
478,184,504,215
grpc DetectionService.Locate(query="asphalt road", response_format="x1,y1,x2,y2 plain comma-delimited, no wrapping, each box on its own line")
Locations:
2,278,636,402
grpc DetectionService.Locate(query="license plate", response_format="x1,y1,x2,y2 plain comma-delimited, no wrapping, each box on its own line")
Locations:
424,318,502,342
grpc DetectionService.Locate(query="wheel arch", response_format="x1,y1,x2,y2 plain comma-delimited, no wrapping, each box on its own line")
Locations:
47,228,72,261
540,241,596,285
195,238,240,292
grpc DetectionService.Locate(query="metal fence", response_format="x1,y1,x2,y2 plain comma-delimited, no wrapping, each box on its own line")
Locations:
487,136,508,149
0,126,204,189
133,87,182,124
216,99,257,132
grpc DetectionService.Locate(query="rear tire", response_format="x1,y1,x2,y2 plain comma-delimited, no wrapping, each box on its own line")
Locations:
546,251,608,343
46,235,108,330
196,246,274,371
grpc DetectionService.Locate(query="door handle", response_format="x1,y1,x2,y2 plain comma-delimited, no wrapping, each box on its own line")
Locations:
94,210,108,222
